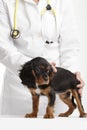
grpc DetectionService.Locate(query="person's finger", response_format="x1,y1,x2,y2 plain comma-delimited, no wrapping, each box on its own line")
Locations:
75,72,85,96
77,79,84,87
75,72,85,87
77,81,84,88
51,62,56,67
78,88,83,97
75,71,81,76
75,72,81,80
50,62,57,72
51,65,57,72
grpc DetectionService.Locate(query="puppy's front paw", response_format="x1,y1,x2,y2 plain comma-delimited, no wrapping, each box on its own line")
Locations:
25,113,37,118
79,113,87,118
44,113,54,118
58,113,69,117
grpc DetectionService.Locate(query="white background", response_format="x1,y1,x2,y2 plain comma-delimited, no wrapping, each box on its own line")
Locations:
0,0,87,129
73,0,87,111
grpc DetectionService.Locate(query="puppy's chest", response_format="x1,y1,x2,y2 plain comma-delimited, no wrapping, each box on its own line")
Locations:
35,84,41,95
35,84,51,95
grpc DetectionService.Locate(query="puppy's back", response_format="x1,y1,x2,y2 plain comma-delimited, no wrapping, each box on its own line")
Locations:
50,67,80,93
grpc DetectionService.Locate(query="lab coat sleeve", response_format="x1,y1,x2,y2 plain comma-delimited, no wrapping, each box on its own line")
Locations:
0,0,31,75
59,0,81,73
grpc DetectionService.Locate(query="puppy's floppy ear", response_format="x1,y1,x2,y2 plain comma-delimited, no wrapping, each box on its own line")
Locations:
19,61,36,88
32,70,36,78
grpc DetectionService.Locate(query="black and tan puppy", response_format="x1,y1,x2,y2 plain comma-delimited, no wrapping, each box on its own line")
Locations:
19,57,87,118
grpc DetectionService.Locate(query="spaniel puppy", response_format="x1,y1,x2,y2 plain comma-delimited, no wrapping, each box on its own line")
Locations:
19,57,87,118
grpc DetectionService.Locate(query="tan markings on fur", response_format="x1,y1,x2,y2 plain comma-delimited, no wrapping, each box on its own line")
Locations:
30,88,39,115
32,94,39,115
37,76,49,85
25,88,39,118
32,70,49,85
71,89,85,117
29,88,36,95
29,87,52,118
38,65,50,72
40,86,51,95
46,106,53,114
59,92,75,117
44,105,54,118
30,86,51,96
44,89,54,118
32,70,44,84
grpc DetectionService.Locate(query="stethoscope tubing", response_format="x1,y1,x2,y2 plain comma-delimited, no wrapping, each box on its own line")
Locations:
10,0,56,40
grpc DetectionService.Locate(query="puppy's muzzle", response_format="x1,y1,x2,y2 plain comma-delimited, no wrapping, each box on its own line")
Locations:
44,75,49,81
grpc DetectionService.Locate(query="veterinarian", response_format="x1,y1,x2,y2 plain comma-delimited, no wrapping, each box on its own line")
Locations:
0,0,84,116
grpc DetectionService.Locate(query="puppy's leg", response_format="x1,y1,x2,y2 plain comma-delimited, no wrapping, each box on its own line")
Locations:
72,89,87,117
25,89,39,118
58,92,76,117
44,91,56,118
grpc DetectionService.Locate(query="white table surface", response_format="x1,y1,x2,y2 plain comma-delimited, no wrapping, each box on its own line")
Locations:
0,117,87,130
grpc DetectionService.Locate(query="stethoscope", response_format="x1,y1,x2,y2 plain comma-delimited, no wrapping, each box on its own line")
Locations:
10,0,56,39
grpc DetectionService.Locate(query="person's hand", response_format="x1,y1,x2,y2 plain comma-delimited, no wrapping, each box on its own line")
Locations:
75,72,85,97
50,62,57,73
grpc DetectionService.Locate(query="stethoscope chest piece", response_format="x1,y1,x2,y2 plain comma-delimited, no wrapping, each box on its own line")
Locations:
10,29,20,39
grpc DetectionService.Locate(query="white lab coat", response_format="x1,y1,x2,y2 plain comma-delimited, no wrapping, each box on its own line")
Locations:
0,0,80,117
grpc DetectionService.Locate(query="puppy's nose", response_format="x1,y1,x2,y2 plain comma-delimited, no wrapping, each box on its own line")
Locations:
44,76,49,81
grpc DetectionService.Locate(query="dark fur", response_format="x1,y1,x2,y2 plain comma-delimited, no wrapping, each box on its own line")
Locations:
19,57,87,118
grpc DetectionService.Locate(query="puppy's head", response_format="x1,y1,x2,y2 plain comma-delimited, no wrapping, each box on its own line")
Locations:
31,57,54,85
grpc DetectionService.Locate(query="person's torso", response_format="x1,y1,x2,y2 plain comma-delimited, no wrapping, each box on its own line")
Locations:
4,0,62,64
1,0,68,116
